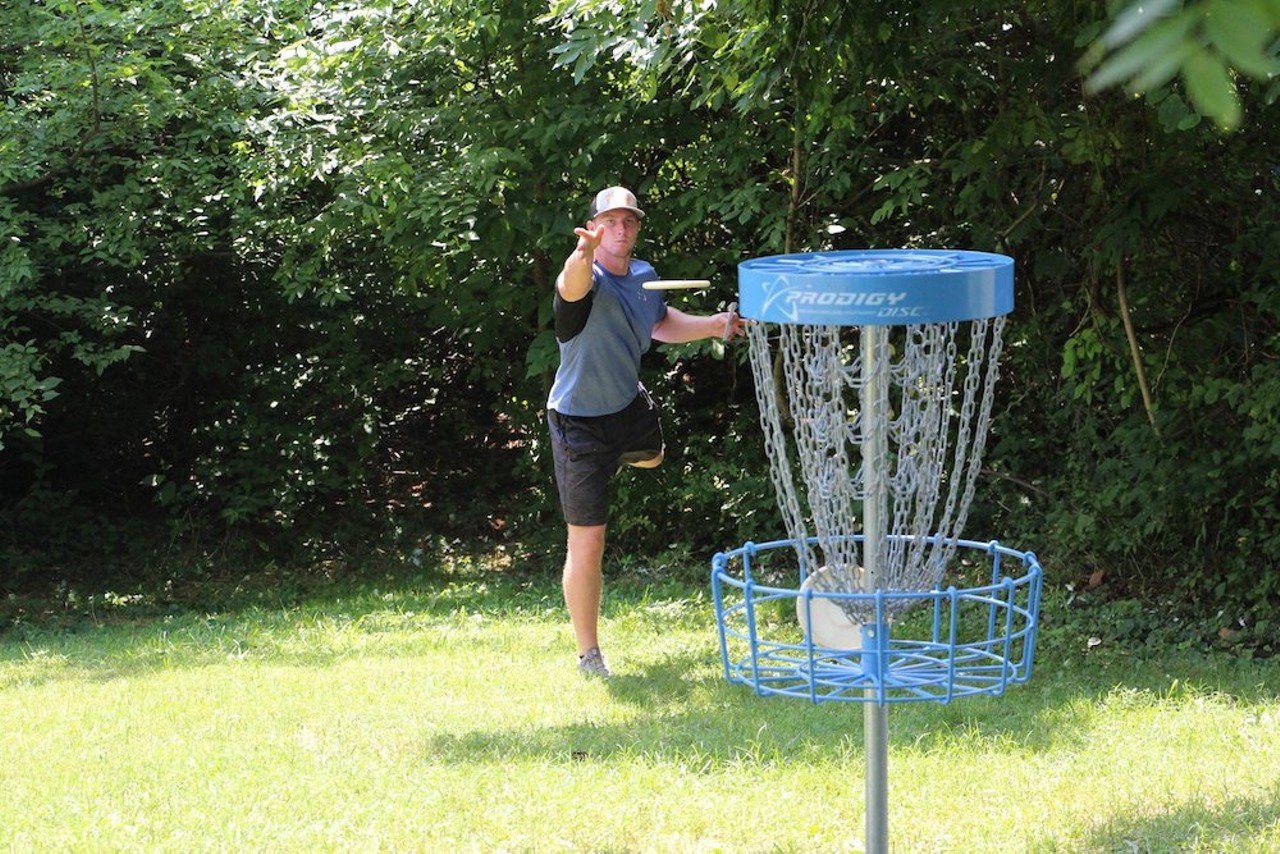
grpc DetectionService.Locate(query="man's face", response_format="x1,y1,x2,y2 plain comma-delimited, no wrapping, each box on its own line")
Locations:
591,209,641,258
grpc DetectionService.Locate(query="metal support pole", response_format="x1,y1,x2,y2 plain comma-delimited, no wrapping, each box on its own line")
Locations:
863,700,889,853
861,325,889,854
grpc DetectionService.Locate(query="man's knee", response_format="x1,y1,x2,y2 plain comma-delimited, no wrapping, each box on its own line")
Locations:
566,524,607,559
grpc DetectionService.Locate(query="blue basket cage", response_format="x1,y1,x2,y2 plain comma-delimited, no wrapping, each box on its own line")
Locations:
711,535,1043,705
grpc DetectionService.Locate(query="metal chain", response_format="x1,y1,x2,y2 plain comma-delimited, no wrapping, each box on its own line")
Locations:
746,314,1005,608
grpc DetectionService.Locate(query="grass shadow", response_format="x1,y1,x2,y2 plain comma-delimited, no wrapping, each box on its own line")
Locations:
418,644,1107,768
422,647,866,768
419,627,1280,772
1080,778,1280,851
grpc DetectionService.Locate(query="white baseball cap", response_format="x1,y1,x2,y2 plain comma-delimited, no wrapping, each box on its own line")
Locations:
589,186,645,220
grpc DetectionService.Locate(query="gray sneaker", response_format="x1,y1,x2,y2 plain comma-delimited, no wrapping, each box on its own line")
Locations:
578,647,612,678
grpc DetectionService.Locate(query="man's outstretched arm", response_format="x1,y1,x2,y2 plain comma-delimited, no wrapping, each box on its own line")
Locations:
556,225,603,302
652,306,744,343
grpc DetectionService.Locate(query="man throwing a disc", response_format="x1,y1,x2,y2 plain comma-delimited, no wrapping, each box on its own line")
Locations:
547,186,743,677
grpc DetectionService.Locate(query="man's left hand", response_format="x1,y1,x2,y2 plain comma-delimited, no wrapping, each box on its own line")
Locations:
717,310,746,340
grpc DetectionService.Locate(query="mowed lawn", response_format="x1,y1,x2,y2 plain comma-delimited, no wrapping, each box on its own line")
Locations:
2,561,1278,852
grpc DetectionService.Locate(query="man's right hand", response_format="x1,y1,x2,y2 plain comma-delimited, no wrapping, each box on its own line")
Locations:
573,225,604,255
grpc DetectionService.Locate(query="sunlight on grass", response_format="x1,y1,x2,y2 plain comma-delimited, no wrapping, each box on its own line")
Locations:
2,568,1279,850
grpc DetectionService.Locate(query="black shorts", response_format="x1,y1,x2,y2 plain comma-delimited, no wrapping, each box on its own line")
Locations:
548,387,664,527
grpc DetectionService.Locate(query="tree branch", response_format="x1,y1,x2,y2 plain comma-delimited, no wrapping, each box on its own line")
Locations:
1,170,65,197
1116,260,1162,438
980,467,1053,500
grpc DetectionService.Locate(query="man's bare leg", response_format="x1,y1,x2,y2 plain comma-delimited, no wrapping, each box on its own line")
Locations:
626,450,663,469
620,445,664,469
564,523,607,655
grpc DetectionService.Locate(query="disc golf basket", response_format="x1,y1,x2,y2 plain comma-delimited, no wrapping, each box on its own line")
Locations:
711,250,1043,853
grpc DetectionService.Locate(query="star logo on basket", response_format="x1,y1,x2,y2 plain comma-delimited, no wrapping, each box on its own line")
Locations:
761,276,916,320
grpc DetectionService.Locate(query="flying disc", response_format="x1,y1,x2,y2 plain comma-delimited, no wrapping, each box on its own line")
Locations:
796,566,864,651
642,279,711,290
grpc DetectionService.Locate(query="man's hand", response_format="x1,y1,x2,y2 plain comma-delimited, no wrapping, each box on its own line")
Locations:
573,225,605,256
715,308,746,340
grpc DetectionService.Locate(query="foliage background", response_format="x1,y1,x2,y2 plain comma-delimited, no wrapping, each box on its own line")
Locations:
2,0,1278,647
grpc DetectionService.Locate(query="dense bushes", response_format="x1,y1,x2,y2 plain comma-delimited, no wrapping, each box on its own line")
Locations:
2,0,1277,643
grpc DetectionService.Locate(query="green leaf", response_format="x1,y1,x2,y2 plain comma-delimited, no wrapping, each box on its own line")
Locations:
1184,48,1243,129
1101,0,1181,48
1127,42,1193,93
1204,0,1280,79
1086,16,1194,92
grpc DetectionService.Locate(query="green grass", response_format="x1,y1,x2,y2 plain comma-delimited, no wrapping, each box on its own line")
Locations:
2,561,1279,852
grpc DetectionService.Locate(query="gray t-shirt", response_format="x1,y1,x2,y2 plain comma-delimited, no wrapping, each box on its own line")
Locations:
547,260,667,416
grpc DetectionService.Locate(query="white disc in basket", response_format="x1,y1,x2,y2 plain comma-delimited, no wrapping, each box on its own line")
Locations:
641,279,711,290
796,566,864,651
